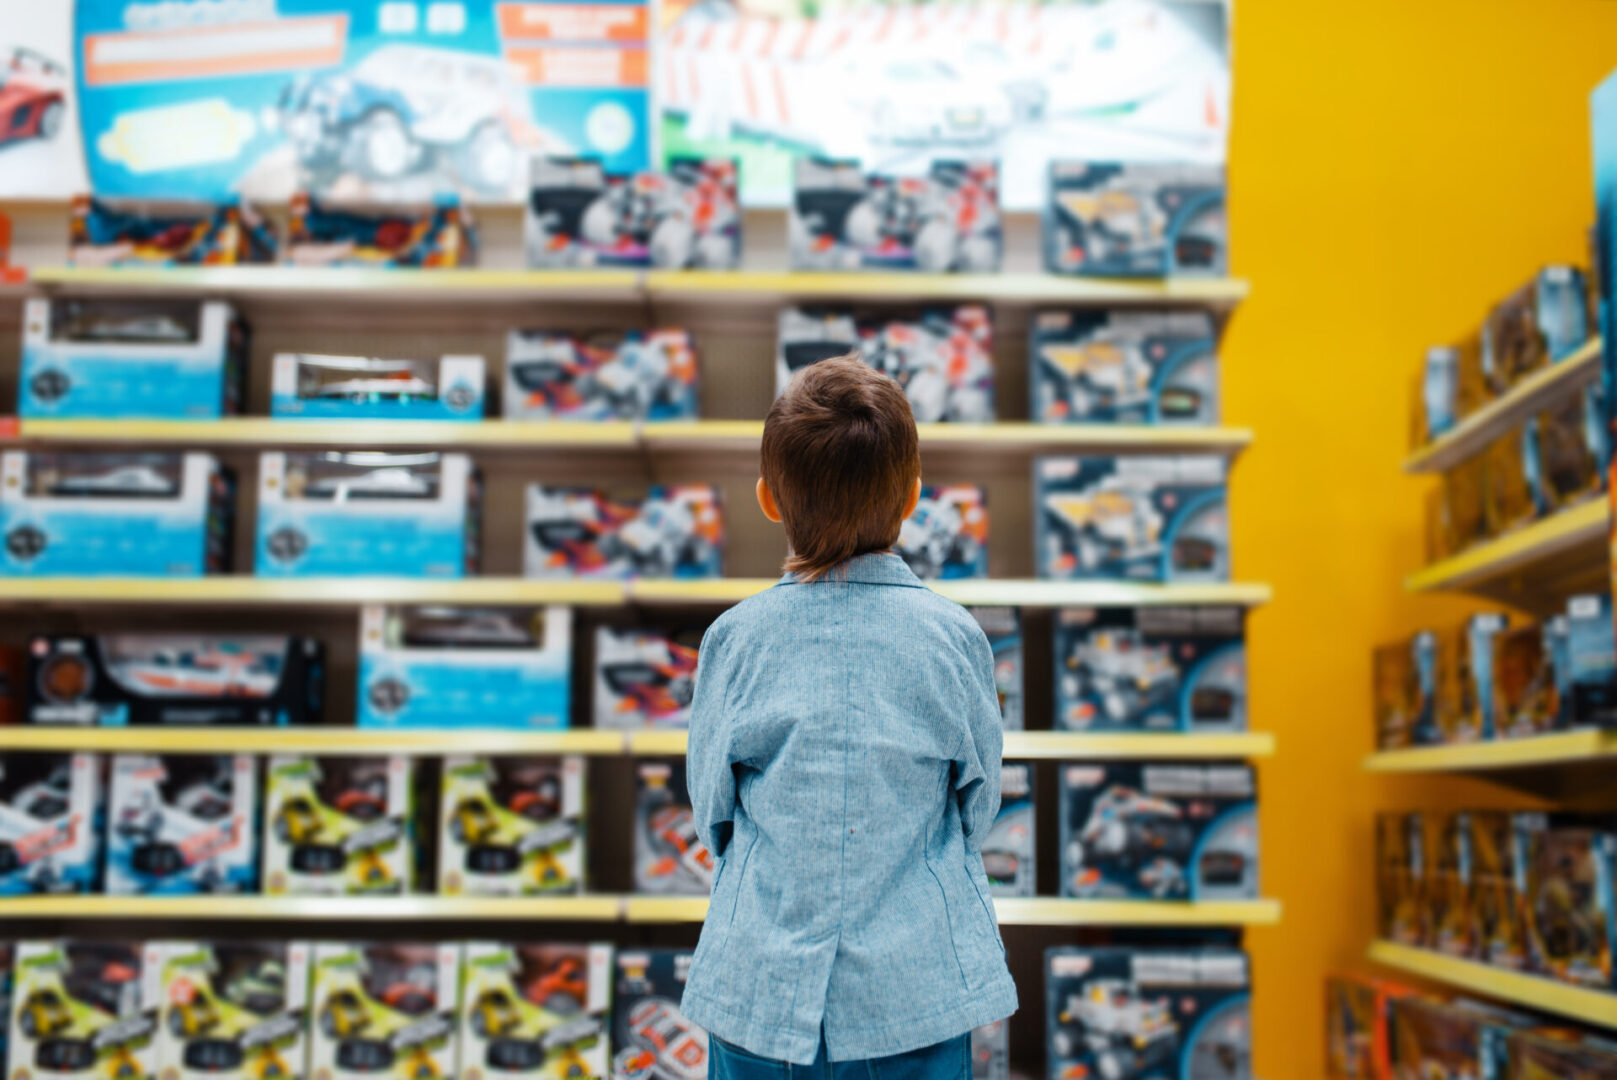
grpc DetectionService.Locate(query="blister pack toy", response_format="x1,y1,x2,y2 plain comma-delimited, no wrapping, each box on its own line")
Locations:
1503,1030,1617,1080
271,353,486,421
634,760,713,896
504,330,698,422
1387,996,1532,1080
1425,812,1476,959
308,943,460,1080
610,949,708,1080
897,485,988,579
525,485,724,580
1527,382,1606,514
971,608,1023,731
985,764,1034,898
287,194,476,267
152,941,310,1080
1470,811,1541,971
1492,622,1564,739
1373,631,1439,749
1435,614,1507,742
0,752,101,896
106,754,256,895
8,940,159,1080
262,756,413,896
593,626,701,730
461,942,611,1080
790,158,1001,272
439,756,585,897
1031,309,1219,425
1044,162,1226,277
68,196,276,267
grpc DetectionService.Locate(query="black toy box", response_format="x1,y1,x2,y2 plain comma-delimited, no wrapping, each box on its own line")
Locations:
610,949,708,1080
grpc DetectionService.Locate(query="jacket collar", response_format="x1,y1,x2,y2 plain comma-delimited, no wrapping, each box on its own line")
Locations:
777,551,926,589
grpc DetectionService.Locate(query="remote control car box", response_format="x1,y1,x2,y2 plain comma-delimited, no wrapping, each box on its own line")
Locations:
610,949,708,1080
271,353,486,421
525,485,724,580
1567,594,1617,726
1481,266,1589,394
1377,812,1425,946
439,756,585,897
262,755,413,896
68,196,277,267
505,329,699,423
897,485,988,580
287,194,476,268
634,760,713,896
1436,614,1507,742
309,943,460,1080
106,754,256,895
1425,811,1477,959
1470,811,1542,971
1324,973,1415,1080
985,764,1034,898
1373,631,1439,748
8,940,159,1080
0,752,101,895
1528,384,1605,514
460,943,611,1080
593,626,701,730
1043,162,1227,277
152,941,310,1080
971,608,1023,731
1030,309,1219,425
1522,823,1617,988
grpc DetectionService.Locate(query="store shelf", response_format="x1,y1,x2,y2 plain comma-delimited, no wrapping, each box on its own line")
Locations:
12,418,640,451
632,729,1276,760
1363,729,1617,773
1369,941,1617,1028
0,894,624,922
0,577,628,609
644,270,1250,309
628,578,1272,608
1404,498,1607,597
642,421,1255,457
27,266,641,303
1404,338,1603,474
0,726,627,756
624,896,712,923
624,896,1282,926
628,730,695,755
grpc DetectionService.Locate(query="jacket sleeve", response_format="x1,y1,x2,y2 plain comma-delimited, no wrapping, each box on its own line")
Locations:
687,621,736,859
954,625,1005,853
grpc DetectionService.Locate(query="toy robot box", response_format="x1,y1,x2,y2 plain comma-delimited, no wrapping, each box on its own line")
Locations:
25,633,326,727
68,196,277,268
1424,812,1477,959
593,626,701,730
1035,455,1228,582
897,485,988,580
1324,973,1416,1080
1470,811,1542,971
106,754,256,895
0,452,235,577
610,949,709,1080
1043,162,1227,278
526,155,741,270
1387,996,1534,1080
0,752,101,896
1030,309,1220,425
1435,614,1507,742
1376,812,1425,947
634,761,713,896
1058,762,1258,902
438,755,586,897
1503,1030,1617,1080
461,942,611,1080
1054,606,1246,734
789,158,1001,273
357,606,571,731
8,940,159,1080
525,485,724,580
970,1021,1008,1080
271,354,486,422
151,941,310,1080
1481,266,1589,395
774,305,994,424
309,943,460,1080
970,608,1023,731
1044,946,1250,1080
20,298,249,420
256,452,481,578
262,755,413,896
984,764,1034,898
1566,594,1617,727
1373,632,1439,749
1522,822,1617,989
1528,384,1605,515
504,330,699,423
287,194,477,268
1492,622,1565,740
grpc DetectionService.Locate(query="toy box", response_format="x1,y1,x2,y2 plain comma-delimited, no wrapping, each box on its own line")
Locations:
1387,996,1533,1080
1481,266,1589,394
1436,614,1507,742
524,485,724,580
25,633,325,727
1058,762,1257,901
789,158,1001,273
1522,823,1617,988
897,485,988,579
1470,811,1542,971
1324,973,1416,1080
1417,346,1461,445
593,626,701,730
309,943,460,1080
461,942,611,1080
68,196,276,267
439,756,585,897
1044,946,1249,1080
1373,632,1439,749
1441,457,1488,554
20,298,249,420
256,452,480,578
106,754,256,895
610,949,708,1080
1035,455,1228,582
1031,309,1219,425
1055,606,1246,734
8,940,159,1080
504,330,699,423
0,942,10,1072
271,353,486,421
1426,812,1477,959
1504,1030,1617,1079
1376,813,1425,946
1484,429,1538,538
1566,594,1617,726
151,941,310,1080
985,764,1034,898
357,606,571,731
970,1021,1008,1080
775,305,994,423
1043,162,1227,277
0,644,24,724
1529,384,1605,514
287,194,476,268
634,761,713,895
262,756,413,896
971,608,1023,731
1492,623,1563,739
0,752,101,895
526,155,740,270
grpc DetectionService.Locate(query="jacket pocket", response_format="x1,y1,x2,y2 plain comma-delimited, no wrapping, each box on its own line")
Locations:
922,853,970,987
710,824,755,950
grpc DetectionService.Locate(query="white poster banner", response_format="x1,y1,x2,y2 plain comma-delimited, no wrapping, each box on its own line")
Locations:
0,1,89,197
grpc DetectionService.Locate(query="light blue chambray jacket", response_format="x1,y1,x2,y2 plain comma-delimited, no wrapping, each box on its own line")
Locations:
679,552,1018,1064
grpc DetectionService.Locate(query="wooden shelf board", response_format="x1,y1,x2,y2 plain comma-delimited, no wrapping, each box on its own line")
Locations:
1404,499,1608,595
1369,940,1617,1028
0,727,626,756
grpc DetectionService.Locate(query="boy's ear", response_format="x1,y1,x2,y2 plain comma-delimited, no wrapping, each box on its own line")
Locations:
902,476,922,519
755,478,783,523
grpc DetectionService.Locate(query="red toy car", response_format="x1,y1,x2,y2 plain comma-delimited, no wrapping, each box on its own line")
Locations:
0,48,67,148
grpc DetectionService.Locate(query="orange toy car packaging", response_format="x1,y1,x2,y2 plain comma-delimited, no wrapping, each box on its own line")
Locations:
461,942,611,1080
1324,972,1415,1080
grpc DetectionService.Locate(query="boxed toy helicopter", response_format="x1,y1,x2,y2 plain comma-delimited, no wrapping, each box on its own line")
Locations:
1324,973,1415,1080
151,941,310,1080
1480,265,1589,394
287,194,477,268
985,764,1034,898
504,329,699,422
1373,631,1439,748
611,949,708,1080
897,485,988,579
634,760,713,895
593,626,702,729
1377,812,1425,946
68,196,277,267
0,452,235,577
789,158,1001,272
460,942,611,1080
8,940,159,1080
1044,946,1249,1080
971,608,1023,731
308,943,460,1080
1528,383,1605,514
0,752,102,895
526,155,740,269
524,485,724,580
1470,811,1541,970
20,298,249,419
1522,821,1617,988
1425,812,1477,959
1058,762,1257,901
357,606,571,731
439,755,585,897
1387,995,1535,1080
1043,162,1227,277
774,305,994,423
256,452,481,578
1567,594,1617,727
1055,606,1246,734
1030,309,1219,425
262,755,413,896
1035,455,1228,582
106,753,256,895
1435,614,1507,742
25,633,326,727
970,1021,1008,1080
271,354,486,421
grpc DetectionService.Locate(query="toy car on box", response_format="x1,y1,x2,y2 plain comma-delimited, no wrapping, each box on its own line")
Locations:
1470,811,1542,970
1492,622,1564,739
1373,631,1439,748
897,485,987,579
1435,614,1507,743
106,754,256,895
504,330,699,423
309,943,459,1080
262,756,412,896
0,46,67,149
68,196,277,267
1504,1030,1617,1080
971,608,1023,731
1059,762,1257,901
0,451,235,577
1425,812,1476,958
594,626,702,730
984,764,1034,898
1523,822,1617,989
8,940,158,1080
1035,455,1228,582
611,949,708,1080
25,633,325,727
1481,266,1589,395
1566,594,1617,727
525,485,724,580
634,761,712,895
789,158,1001,272
1043,162,1226,277
775,305,994,423
1377,812,1425,946
526,155,740,269
1044,946,1249,1080
1055,606,1246,734
1325,973,1415,1080
0,752,101,895
1031,309,1219,425
1529,383,1605,514
357,605,571,731
439,756,585,897
287,193,476,267
271,353,486,421
152,941,310,1080
461,942,611,1080
970,1021,1008,1080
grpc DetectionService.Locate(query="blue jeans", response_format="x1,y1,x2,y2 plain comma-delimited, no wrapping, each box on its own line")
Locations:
709,1030,971,1080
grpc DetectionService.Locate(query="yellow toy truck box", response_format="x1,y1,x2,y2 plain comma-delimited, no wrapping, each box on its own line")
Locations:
438,756,585,897
459,942,612,1080
262,756,413,896
8,939,160,1080
152,941,310,1080
308,943,460,1080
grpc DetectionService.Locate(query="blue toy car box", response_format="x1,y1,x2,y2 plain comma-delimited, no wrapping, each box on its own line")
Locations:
20,298,248,420
0,752,102,896
68,196,277,267
593,625,701,730
0,452,235,577
256,451,480,578
152,941,312,1080
357,605,571,731
1030,309,1219,425
262,755,413,897
438,755,586,897
1035,455,1229,582
611,949,710,1080
524,485,724,580
287,194,477,268
897,485,988,580
504,329,699,422
971,607,1023,731
1567,594,1617,726
106,753,257,895
1044,162,1227,277
634,760,712,896
986,764,1034,898
8,940,160,1080
459,942,609,1080
270,353,486,421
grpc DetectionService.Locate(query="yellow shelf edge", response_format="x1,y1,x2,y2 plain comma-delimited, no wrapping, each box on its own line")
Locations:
29,266,643,295
994,897,1281,926
0,577,630,607
645,270,1250,306
624,896,712,923
913,423,1254,452
1368,941,1617,1028
1002,731,1275,760
1362,729,1617,773
0,894,625,920
17,419,640,449
0,727,628,756
1404,498,1608,594
627,730,692,755
931,580,1273,609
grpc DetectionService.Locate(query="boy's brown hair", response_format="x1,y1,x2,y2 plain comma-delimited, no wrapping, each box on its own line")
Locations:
762,355,920,581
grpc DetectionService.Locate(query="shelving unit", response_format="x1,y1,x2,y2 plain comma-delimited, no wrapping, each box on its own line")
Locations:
1369,941,1617,1029
1363,729,1617,773
629,728,1276,760
625,896,1283,927
1403,497,1607,601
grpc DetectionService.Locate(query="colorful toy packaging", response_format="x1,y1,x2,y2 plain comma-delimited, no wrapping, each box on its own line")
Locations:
504,329,699,423
1503,1030,1617,1079
1470,811,1541,970
286,194,476,268
1043,162,1227,277
1387,996,1534,1080
1566,594,1617,726
1324,973,1415,1080
106,754,256,895
460,942,611,1080
0,942,10,1072
1483,428,1537,538
633,760,713,896
262,756,413,896
593,626,701,730
789,158,1001,272
985,764,1035,898
610,949,709,1080
524,485,724,580
1436,614,1507,742
1440,456,1488,555
152,941,310,1080
0,752,101,895
970,1021,1009,1080
271,353,486,421
971,608,1023,731
1373,632,1439,748
357,606,571,731
68,196,277,267
1492,621,1564,739
1529,384,1605,514
1377,812,1425,946
897,485,988,579
1424,812,1476,959
438,756,585,897
1522,822,1617,989
1481,266,1589,394
8,940,159,1080
1416,345,1462,445
309,943,460,1080
0,645,21,725
1035,455,1229,582
1030,309,1220,425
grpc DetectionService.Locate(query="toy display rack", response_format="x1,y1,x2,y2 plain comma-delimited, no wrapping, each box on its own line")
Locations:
1368,941,1617,1030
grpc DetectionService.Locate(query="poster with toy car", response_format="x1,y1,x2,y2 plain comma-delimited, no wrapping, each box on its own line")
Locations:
152,941,310,1080
0,7,88,197
594,626,702,729
461,942,611,1080
8,940,159,1080
633,760,712,895
309,943,460,1080
897,485,987,580
262,755,412,896
106,753,257,895
611,950,708,1080
438,755,586,897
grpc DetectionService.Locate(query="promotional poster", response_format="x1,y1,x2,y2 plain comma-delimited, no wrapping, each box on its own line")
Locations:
0,7,88,197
